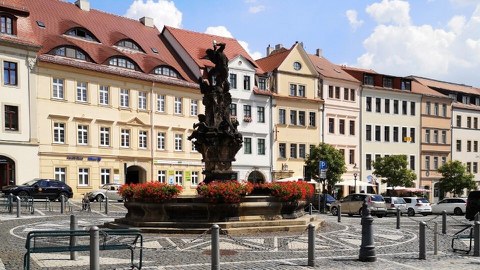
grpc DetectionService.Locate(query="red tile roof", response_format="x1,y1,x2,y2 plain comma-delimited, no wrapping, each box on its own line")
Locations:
14,0,196,84
412,76,480,95
308,54,359,82
0,0,29,14
340,65,377,74
255,48,290,73
411,81,449,98
162,26,261,73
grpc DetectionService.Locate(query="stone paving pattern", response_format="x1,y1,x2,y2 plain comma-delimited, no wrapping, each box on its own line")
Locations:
0,200,479,269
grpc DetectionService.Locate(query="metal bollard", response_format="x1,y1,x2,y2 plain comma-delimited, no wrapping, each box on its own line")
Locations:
70,215,78,260
211,224,220,270
396,207,401,229
8,194,13,213
105,196,109,215
60,195,65,214
337,205,341,223
442,210,447,234
474,221,480,257
308,224,315,266
90,226,100,270
419,221,426,259
309,203,313,215
434,222,438,255
16,196,21,218
359,200,376,262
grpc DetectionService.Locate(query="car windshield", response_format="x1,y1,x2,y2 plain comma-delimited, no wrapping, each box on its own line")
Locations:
22,179,40,186
417,198,429,203
371,195,384,201
393,198,406,204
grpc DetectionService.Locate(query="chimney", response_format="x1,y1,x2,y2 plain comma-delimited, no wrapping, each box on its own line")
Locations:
140,17,154,28
266,44,273,56
274,44,283,50
316,48,322,57
75,0,90,11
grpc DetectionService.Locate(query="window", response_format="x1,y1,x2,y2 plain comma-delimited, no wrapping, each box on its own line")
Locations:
244,75,251,90
3,61,17,86
442,104,447,117
375,125,381,141
344,88,349,100
410,128,415,143
157,94,165,112
120,89,129,108
384,99,390,113
425,130,431,143
244,137,252,154
52,78,64,99
77,125,88,145
298,111,305,126
299,144,306,158
109,57,136,70
335,87,340,99
366,125,372,141
289,84,297,96
66,28,97,41
384,126,390,142
279,143,286,158
467,117,472,128
157,132,165,150
139,130,147,149
153,66,180,78
401,79,411,90
309,112,316,127
100,168,110,185
402,101,408,115
120,129,130,148
230,103,237,117
366,97,372,112
279,109,286,124
375,98,381,113
1,15,14,35
350,89,356,101
174,97,182,114
53,122,65,143
116,39,141,51
434,103,439,116
298,85,305,97
466,162,471,173
175,171,183,185
99,85,109,105
393,100,399,114
383,77,393,88
99,127,110,146
441,156,447,166
293,62,302,70
475,118,479,129
339,119,345,134
329,118,335,134
4,105,18,131
258,78,266,90
410,102,415,116
475,141,478,152
191,171,199,186
393,127,399,142
426,102,431,115
474,163,478,174
349,149,355,164
410,156,415,170
290,144,297,158
467,140,472,152
138,92,147,110
54,47,87,61
364,74,374,85
441,130,447,144
257,107,265,123
228,73,237,89
366,154,372,170
190,100,198,116
174,134,183,151
456,115,461,127
456,140,461,152
402,127,407,142
78,168,89,186
258,138,265,155
54,167,66,182
349,120,355,135
244,105,252,118
290,110,297,125
425,156,430,171
157,170,166,183
433,130,438,144
328,86,334,98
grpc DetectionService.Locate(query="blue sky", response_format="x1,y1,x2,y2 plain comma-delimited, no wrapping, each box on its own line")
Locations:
71,0,480,87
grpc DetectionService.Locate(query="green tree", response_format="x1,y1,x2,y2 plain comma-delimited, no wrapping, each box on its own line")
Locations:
437,160,476,196
372,155,416,189
304,143,346,193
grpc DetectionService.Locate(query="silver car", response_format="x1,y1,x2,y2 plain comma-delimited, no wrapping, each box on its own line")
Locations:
384,197,407,216
330,193,387,218
86,183,123,202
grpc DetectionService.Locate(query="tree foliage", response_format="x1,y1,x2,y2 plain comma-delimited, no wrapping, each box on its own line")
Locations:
437,160,476,196
372,155,416,188
304,143,346,191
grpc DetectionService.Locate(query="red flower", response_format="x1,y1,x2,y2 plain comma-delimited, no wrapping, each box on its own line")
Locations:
118,182,183,202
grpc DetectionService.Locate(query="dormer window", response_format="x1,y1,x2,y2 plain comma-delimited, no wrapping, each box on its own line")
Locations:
401,79,411,90
109,57,137,70
153,66,179,78
364,74,374,86
116,39,142,52
383,77,393,88
52,46,89,61
66,27,98,42
1,14,15,35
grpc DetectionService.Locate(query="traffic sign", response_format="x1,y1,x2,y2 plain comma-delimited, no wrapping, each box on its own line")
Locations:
320,171,327,179
319,160,328,170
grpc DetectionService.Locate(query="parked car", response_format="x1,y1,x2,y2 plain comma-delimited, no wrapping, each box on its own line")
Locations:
402,197,432,216
86,183,123,202
1,178,73,201
309,193,336,211
384,197,407,216
466,191,480,221
330,193,386,218
431,198,467,215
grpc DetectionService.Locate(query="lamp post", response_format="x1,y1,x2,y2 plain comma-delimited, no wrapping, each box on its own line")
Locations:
354,173,358,194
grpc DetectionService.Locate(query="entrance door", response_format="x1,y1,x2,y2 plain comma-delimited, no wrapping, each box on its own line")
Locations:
126,165,145,184
247,170,265,184
0,156,15,189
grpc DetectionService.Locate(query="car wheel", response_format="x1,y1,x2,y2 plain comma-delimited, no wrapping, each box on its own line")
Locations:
454,207,463,215
331,207,338,216
57,192,69,202
18,191,29,197
421,213,428,216
407,208,415,216
95,194,104,202
377,214,384,218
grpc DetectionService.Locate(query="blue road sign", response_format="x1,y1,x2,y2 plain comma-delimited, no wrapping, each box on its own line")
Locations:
319,160,328,170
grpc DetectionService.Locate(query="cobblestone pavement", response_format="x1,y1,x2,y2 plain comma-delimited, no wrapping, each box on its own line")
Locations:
0,200,479,269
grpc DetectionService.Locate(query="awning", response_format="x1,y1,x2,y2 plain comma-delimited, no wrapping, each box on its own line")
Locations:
335,179,375,187
386,187,430,192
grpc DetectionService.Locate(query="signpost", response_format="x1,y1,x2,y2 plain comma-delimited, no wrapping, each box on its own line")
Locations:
319,161,328,213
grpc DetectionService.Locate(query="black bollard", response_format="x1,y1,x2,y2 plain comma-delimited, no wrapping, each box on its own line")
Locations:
337,205,341,223
442,210,447,234
396,207,401,229
359,199,376,262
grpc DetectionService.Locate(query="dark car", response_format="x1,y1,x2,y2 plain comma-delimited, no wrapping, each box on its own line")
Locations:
1,178,73,201
466,191,480,221
309,193,336,211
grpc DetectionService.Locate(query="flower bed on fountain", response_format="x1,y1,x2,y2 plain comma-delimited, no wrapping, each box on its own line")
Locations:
117,181,314,224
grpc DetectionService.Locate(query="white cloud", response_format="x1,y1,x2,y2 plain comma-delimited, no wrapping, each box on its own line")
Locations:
249,5,266,14
124,0,182,29
357,2,480,86
204,26,263,60
365,0,411,26
346,9,364,30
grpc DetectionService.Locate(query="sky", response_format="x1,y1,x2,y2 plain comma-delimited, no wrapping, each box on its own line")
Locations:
69,0,480,87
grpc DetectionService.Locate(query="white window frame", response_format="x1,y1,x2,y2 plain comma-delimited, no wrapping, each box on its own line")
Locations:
157,170,166,183
174,134,183,151
174,97,182,114
157,132,165,150
53,122,65,144
76,82,88,102
54,167,66,182
100,127,110,147
77,124,88,145
175,170,183,185
120,129,130,148
157,94,165,112
100,168,110,185
191,171,199,186
190,99,198,116
139,130,148,149
138,91,147,110
99,85,109,105
78,168,89,186
120,89,129,108
53,78,64,99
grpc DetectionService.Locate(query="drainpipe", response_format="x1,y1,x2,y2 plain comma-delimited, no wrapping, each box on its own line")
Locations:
150,81,155,182
269,95,274,182
358,86,362,188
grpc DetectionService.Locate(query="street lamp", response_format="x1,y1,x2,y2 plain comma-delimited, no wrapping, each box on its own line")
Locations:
354,172,358,194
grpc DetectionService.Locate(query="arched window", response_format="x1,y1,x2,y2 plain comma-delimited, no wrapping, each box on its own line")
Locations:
52,46,89,61
109,57,137,70
0,14,15,35
153,66,180,78
65,27,99,42
116,39,142,52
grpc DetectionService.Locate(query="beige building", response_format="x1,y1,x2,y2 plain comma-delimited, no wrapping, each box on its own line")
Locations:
257,43,323,180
